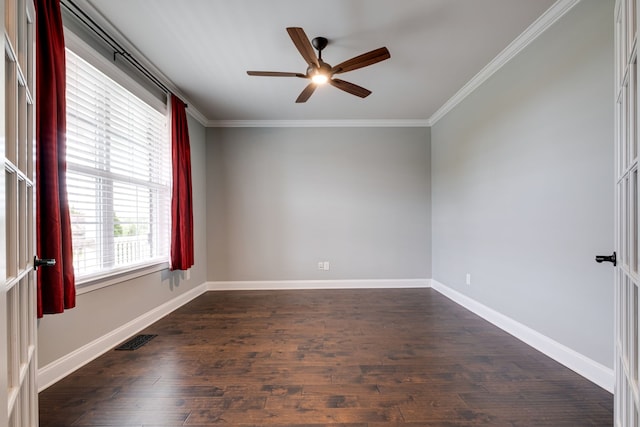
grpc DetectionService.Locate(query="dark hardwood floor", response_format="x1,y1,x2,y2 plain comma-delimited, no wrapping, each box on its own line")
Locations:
38,288,612,426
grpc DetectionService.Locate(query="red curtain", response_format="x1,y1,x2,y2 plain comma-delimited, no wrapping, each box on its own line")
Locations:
170,95,194,270
35,0,76,317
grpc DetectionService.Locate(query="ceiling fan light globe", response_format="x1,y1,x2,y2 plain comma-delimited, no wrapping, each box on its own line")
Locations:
312,74,329,84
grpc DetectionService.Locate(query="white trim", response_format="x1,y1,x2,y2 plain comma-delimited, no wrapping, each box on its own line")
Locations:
428,0,581,125
206,119,430,128
207,278,431,291
63,1,579,128
37,279,427,391
37,283,208,392
430,279,614,393
186,108,208,128
75,262,170,295
39,277,613,394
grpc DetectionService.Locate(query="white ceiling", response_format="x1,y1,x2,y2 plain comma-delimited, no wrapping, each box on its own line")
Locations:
82,0,558,124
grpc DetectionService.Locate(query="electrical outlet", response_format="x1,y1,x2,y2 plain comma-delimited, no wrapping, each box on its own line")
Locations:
323,261,330,271
466,273,471,285
318,262,324,270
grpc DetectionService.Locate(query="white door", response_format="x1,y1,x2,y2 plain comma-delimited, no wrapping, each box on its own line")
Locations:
615,0,640,425
0,0,38,425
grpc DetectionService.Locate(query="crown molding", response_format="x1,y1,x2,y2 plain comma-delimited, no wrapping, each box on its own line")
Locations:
185,108,208,127
211,0,578,129
75,0,578,129
428,0,581,126
206,119,430,128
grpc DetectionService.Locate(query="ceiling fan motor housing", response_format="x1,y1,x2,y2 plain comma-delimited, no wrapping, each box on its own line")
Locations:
307,61,332,78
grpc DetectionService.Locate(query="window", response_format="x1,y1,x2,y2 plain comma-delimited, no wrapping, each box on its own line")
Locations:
65,48,171,282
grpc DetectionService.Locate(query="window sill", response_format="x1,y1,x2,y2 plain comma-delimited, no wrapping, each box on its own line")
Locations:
75,261,170,295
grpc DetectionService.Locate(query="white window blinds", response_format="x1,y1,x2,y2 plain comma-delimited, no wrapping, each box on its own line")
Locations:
65,48,171,281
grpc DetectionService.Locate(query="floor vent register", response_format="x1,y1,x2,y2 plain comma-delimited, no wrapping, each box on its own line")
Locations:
114,334,157,351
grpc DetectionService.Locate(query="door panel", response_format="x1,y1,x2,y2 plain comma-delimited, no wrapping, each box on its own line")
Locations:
2,0,37,425
615,0,640,425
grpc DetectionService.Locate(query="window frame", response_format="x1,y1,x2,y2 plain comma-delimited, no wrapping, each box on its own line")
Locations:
64,28,171,294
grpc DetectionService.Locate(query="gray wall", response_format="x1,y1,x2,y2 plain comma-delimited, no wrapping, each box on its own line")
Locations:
206,127,431,281
40,0,615,379
37,113,208,368
431,0,614,367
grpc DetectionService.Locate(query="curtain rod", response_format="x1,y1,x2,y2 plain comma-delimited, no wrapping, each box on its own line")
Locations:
60,0,172,96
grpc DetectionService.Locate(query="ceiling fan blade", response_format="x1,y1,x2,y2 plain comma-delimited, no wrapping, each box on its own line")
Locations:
247,71,306,77
296,82,317,103
331,47,390,74
286,27,319,68
329,79,372,98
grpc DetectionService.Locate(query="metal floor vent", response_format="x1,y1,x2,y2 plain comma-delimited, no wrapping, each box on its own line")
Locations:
115,334,157,351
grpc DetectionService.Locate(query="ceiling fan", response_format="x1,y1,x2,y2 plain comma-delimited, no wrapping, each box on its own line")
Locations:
247,27,390,103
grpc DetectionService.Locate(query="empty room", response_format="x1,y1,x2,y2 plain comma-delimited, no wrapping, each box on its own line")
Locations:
0,0,631,426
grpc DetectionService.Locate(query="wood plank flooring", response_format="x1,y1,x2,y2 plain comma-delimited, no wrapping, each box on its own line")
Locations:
38,288,613,426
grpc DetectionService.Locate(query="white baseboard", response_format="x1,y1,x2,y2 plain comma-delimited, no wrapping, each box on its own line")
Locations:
38,277,613,395
207,278,431,291
430,279,614,393
37,279,427,391
37,282,208,392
